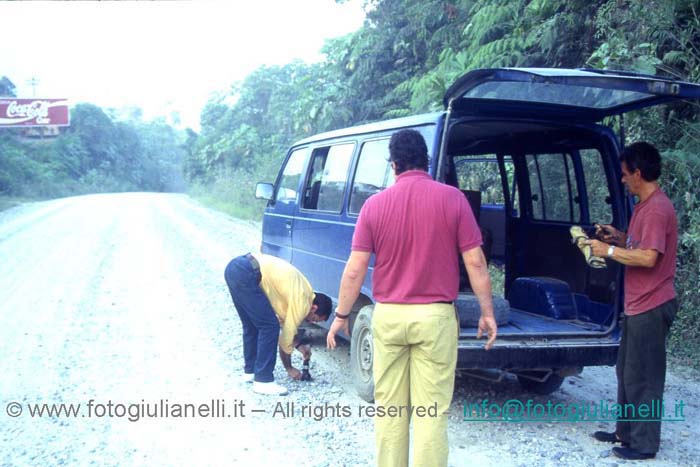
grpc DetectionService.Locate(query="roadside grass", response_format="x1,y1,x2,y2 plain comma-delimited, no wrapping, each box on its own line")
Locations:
0,195,33,212
191,191,258,220
188,179,266,222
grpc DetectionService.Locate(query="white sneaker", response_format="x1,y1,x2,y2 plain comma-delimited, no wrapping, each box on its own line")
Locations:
240,373,254,383
252,381,288,396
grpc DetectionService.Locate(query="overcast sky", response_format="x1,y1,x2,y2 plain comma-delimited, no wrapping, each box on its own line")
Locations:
0,0,365,130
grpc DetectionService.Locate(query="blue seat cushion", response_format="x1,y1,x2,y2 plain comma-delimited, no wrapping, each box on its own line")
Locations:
508,277,577,320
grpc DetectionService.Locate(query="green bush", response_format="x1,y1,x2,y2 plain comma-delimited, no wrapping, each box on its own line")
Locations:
664,149,700,367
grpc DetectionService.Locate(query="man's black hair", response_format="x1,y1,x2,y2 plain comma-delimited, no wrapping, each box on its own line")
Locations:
313,292,333,320
620,141,662,182
389,129,429,175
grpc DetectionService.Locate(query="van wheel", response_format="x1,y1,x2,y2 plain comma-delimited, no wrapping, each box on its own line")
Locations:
350,305,375,402
517,373,565,394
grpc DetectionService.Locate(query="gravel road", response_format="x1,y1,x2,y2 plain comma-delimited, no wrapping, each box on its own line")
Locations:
1,193,698,467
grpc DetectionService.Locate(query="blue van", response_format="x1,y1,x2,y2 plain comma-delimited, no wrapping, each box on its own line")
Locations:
255,68,700,401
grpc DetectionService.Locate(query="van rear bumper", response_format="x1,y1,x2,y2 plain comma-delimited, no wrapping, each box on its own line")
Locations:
456,342,618,370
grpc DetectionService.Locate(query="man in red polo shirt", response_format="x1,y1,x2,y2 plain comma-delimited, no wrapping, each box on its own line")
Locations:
327,129,497,467
586,142,678,461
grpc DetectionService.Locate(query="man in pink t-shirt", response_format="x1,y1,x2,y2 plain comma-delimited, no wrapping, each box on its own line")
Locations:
587,142,678,461
326,129,497,467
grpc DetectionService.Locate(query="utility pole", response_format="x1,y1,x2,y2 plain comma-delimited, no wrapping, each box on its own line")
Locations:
27,77,39,97
26,77,41,138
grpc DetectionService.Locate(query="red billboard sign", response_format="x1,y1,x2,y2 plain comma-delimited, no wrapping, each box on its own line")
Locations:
0,98,70,127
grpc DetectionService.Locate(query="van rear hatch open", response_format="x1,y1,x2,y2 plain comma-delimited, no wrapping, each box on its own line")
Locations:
441,68,700,345
443,67,700,120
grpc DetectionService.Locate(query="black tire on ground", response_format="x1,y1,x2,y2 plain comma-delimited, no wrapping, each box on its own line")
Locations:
455,294,510,327
350,305,375,402
517,373,565,394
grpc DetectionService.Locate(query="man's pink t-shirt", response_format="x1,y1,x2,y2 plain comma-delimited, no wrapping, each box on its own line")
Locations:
624,189,678,315
351,170,482,303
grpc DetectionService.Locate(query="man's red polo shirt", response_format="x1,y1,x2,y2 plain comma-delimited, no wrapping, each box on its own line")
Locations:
351,170,482,304
624,189,678,315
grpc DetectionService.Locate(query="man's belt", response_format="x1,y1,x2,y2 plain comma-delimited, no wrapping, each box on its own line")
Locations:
245,253,261,277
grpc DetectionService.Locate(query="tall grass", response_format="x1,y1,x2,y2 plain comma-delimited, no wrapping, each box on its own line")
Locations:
188,168,270,221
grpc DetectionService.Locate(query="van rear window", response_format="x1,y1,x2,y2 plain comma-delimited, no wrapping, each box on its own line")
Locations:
523,148,613,224
526,153,581,222
580,148,613,225
463,81,650,109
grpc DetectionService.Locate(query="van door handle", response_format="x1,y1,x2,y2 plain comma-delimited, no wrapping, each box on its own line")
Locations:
285,220,292,230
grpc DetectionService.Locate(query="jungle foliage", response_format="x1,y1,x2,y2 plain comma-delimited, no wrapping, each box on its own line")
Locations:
0,96,187,198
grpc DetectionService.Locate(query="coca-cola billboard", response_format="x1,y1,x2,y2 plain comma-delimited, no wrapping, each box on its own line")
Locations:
0,99,70,127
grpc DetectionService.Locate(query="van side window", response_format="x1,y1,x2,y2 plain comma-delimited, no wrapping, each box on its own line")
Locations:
349,138,395,215
526,152,580,222
580,148,613,224
275,148,307,203
454,154,503,204
454,153,517,218
301,143,355,212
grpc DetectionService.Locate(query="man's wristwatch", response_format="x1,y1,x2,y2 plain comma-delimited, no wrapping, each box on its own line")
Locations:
607,245,616,258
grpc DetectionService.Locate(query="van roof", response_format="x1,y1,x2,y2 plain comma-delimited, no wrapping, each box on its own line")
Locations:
293,111,443,146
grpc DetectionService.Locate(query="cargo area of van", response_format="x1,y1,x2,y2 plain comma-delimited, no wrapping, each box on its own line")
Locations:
445,118,623,340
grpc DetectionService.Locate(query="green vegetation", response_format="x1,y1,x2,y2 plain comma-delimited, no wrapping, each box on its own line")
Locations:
0,100,187,200
0,195,31,213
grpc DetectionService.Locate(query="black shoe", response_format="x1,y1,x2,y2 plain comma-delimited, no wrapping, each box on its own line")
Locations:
612,447,656,460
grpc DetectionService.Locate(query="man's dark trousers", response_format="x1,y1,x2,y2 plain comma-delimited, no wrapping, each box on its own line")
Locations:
616,298,677,454
224,255,280,383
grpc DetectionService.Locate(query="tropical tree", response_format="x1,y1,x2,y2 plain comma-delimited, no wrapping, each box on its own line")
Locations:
0,76,16,96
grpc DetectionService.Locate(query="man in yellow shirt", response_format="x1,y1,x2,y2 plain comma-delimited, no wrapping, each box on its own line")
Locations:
224,253,332,395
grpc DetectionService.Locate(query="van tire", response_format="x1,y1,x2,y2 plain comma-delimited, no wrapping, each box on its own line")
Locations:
455,294,510,327
517,373,565,394
350,305,375,402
